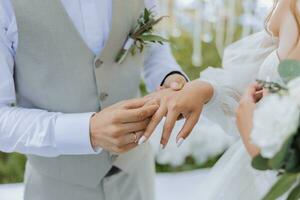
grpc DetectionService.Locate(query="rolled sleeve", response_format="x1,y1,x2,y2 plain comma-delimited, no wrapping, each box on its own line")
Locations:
143,43,187,92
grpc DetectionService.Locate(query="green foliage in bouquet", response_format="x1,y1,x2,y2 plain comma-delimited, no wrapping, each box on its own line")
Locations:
252,60,300,200
278,60,300,84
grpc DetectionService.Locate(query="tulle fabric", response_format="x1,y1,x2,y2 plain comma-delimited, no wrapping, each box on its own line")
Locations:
195,31,283,200
201,31,278,138
196,140,279,200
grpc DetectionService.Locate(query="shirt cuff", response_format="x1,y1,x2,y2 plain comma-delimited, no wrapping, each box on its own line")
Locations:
55,112,102,155
160,71,189,86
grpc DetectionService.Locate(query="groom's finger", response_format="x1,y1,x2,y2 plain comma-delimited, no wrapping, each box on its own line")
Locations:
119,105,159,123
115,131,144,146
113,142,138,154
161,110,180,147
120,119,150,133
176,111,200,145
121,97,151,109
162,74,187,91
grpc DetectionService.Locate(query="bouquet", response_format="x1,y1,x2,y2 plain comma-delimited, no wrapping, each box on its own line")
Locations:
251,60,300,200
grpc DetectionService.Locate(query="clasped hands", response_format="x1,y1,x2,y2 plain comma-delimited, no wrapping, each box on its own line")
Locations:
90,75,213,154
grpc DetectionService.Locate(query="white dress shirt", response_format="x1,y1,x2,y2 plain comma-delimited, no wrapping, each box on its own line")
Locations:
0,0,182,157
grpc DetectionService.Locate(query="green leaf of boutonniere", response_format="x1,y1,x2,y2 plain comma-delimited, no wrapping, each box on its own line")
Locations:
137,34,169,43
115,8,169,64
278,60,300,84
143,8,151,23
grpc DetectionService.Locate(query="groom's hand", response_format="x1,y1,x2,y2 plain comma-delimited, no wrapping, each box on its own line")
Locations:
90,98,159,153
160,73,187,91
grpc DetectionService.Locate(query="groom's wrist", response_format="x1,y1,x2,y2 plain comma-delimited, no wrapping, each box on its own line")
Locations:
89,113,100,151
160,71,189,86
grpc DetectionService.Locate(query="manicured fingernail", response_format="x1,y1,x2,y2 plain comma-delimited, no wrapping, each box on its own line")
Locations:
177,138,185,147
159,144,165,150
138,136,147,145
171,82,180,89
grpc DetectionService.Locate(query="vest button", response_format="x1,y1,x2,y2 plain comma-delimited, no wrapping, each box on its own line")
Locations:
95,59,103,68
99,92,109,101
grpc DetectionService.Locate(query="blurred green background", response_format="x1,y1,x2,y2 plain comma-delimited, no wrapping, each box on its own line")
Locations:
0,32,222,184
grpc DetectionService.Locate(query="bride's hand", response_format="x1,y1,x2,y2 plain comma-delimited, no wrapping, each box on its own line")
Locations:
139,80,213,148
236,83,263,157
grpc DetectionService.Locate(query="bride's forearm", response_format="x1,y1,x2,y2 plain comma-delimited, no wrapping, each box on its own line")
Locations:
236,114,260,157
236,102,260,157
240,130,260,157
187,80,214,104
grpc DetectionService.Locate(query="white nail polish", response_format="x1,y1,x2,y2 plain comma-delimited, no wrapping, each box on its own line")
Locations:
138,136,147,145
177,138,185,147
159,144,164,150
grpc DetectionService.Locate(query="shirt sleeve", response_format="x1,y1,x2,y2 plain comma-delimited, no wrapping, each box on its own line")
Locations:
0,1,101,157
142,0,187,92
143,43,187,92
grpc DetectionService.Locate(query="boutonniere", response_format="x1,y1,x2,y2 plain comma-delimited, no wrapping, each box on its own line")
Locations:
115,8,169,64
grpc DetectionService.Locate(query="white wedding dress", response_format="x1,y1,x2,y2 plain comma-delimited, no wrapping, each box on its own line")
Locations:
195,31,285,200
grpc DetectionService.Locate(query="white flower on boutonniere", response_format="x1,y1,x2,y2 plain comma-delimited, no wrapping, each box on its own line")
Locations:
251,95,300,158
115,8,169,64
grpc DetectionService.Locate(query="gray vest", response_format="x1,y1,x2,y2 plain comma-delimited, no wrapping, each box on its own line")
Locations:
12,1,154,198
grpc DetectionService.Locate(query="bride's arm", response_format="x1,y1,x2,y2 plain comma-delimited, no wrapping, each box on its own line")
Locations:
235,0,300,157
236,84,262,157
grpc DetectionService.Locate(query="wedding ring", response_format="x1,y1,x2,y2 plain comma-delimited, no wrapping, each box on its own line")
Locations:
132,132,138,143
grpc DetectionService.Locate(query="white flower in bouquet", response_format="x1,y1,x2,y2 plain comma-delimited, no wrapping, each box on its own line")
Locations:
251,95,300,158
288,77,300,105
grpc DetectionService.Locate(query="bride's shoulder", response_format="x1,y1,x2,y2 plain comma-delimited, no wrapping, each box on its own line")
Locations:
222,31,277,67
227,31,275,51
223,31,277,57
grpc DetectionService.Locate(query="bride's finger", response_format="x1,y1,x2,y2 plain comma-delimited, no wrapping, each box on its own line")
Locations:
253,83,263,91
160,110,180,148
254,90,264,102
138,102,167,145
176,111,201,147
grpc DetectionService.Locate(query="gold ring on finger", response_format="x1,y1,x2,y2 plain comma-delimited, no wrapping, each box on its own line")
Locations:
132,132,138,143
